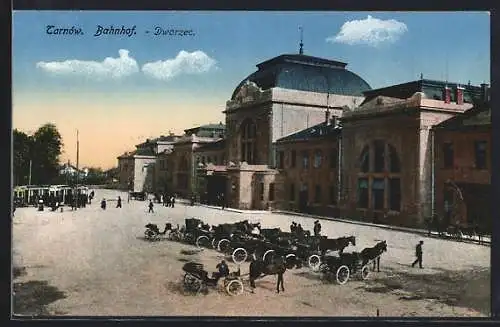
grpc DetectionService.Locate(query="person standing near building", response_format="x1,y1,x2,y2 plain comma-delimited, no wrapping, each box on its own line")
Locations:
411,240,424,268
116,196,122,208
148,200,154,213
101,198,107,210
171,195,175,208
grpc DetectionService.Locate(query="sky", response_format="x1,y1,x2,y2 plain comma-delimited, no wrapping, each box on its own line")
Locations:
12,11,490,169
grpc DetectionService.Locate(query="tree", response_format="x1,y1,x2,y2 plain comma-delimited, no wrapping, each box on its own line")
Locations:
30,123,64,185
13,129,32,185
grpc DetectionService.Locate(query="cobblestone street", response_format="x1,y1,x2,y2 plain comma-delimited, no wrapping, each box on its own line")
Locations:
12,189,490,317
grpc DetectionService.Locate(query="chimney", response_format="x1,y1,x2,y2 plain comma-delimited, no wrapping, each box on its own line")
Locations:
325,109,331,126
443,86,451,104
480,83,490,103
456,85,464,105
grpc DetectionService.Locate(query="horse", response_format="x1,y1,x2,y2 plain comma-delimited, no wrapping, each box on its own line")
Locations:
359,241,387,272
319,236,356,256
249,256,287,294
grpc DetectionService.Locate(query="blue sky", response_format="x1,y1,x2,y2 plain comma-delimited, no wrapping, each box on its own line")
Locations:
12,11,490,168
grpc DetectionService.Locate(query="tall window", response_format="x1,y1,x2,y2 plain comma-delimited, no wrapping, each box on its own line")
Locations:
330,148,338,168
357,141,401,212
259,182,264,201
443,142,454,169
277,151,284,169
314,185,321,203
290,150,297,168
302,151,309,169
269,183,275,201
290,183,295,201
313,150,323,168
357,178,369,208
474,140,488,170
374,140,385,172
241,119,257,164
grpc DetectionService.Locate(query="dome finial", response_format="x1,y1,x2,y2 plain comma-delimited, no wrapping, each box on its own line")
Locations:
299,26,304,55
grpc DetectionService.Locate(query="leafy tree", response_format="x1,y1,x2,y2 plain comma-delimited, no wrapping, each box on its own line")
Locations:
31,123,63,184
14,123,64,185
13,129,32,185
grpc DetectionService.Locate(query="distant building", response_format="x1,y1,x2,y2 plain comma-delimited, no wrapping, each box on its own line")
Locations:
59,161,88,178
117,134,181,192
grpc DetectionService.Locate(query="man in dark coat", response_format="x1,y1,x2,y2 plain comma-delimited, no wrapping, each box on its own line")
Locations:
412,240,424,268
148,200,154,213
313,220,322,236
116,196,122,208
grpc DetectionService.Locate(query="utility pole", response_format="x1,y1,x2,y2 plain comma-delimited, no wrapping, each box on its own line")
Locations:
75,129,79,210
28,159,32,185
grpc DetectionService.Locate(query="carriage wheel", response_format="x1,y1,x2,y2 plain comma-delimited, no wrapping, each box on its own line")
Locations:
285,254,297,269
196,235,210,248
360,265,370,280
211,238,218,249
218,239,231,253
263,250,275,263
232,248,248,264
144,230,156,241
225,279,244,296
308,254,321,271
336,265,350,285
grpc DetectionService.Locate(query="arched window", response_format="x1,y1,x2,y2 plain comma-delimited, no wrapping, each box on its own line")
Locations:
313,150,323,168
357,140,401,212
240,119,257,164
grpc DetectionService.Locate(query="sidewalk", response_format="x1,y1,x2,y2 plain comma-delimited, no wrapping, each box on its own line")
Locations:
273,210,491,246
176,199,269,214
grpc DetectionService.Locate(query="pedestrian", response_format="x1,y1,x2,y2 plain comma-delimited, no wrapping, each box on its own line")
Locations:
148,200,154,213
411,240,424,268
313,220,322,236
101,198,107,210
166,195,171,207
297,224,304,236
221,193,226,210
171,195,175,208
116,196,122,208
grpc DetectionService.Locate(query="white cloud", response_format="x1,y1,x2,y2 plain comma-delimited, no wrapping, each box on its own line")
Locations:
36,49,139,79
327,15,408,47
142,50,217,81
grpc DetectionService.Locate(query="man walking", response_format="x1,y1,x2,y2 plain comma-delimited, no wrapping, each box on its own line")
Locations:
116,196,122,208
411,240,424,268
148,200,154,213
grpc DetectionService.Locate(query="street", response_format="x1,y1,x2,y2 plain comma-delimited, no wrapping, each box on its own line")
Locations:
12,189,490,317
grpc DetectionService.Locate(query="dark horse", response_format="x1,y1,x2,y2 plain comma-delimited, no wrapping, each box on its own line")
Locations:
249,256,286,294
359,241,387,272
319,236,356,256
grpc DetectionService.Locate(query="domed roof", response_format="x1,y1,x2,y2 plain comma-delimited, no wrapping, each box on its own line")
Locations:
231,54,371,100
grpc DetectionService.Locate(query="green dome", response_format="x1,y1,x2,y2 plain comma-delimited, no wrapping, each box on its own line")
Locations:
231,54,371,100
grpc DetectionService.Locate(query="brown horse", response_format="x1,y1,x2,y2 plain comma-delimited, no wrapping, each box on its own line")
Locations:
249,256,286,294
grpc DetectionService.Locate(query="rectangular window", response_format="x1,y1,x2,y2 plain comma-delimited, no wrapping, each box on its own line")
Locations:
269,183,275,201
259,182,264,201
290,150,297,168
330,148,338,168
388,178,401,211
314,185,321,203
290,183,295,201
277,151,284,169
443,142,454,169
329,184,337,205
474,140,488,169
374,140,385,172
357,178,369,208
313,150,323,168
302,151,309,169
372,178,385,210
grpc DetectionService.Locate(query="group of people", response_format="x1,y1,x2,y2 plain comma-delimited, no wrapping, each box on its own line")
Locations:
100,195,122,210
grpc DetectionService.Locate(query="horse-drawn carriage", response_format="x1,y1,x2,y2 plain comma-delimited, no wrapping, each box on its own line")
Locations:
314,241,388,285
182,262,244,296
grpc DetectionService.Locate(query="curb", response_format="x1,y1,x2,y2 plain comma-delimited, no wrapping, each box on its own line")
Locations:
272,210,491,246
